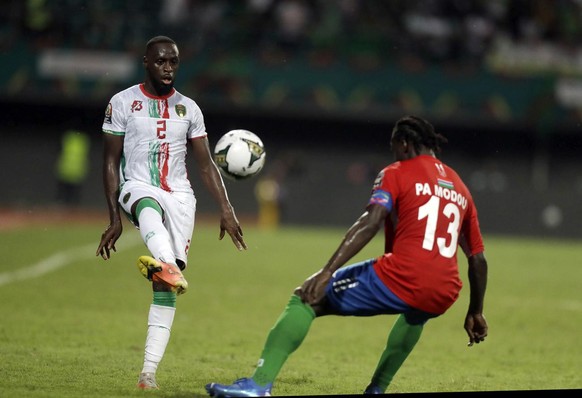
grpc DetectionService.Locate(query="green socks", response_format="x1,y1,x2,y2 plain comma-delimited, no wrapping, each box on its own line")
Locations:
251,295,315,386
370,314,424,391
153,291,177,307
248,297,422,391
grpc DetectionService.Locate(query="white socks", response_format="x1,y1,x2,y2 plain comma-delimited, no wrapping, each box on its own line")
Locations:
138,206,178,375
142,304,176,374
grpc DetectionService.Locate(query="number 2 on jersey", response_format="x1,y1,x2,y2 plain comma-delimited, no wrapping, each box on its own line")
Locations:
418,196,460,258
157,120,166,139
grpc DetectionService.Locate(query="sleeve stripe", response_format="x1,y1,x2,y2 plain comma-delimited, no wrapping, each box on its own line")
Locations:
103,129,125,136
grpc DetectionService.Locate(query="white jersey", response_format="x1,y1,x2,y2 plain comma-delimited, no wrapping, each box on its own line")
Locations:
102,83,207,194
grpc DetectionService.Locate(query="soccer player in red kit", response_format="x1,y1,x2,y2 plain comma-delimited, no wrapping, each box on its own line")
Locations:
206,115,488,397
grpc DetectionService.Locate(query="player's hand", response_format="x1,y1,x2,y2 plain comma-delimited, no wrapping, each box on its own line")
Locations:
219,211,247,251
96,221,123,260
299,269,332,306
464,312,488,347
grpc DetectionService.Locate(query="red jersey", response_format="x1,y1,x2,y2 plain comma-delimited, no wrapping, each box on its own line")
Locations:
368,155,484,315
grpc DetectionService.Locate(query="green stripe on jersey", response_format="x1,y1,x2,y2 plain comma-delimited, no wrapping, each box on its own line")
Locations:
148,141,161,187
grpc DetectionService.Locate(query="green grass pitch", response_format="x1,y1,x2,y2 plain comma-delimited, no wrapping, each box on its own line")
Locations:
0,219,581,397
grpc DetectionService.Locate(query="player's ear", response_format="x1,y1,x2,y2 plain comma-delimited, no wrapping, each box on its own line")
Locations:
402,139,417,158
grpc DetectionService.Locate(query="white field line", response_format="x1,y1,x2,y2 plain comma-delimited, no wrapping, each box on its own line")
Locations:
0,236,142,287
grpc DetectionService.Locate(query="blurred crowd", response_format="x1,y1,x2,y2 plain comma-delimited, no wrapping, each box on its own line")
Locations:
2,0,582,67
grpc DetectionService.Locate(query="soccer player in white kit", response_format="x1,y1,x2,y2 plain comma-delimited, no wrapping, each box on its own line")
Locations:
96,36,247,390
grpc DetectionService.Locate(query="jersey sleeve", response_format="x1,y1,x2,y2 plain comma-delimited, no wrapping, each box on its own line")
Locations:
368,166,398,254
460,198,485,257
102,93,126,136
367,166,398,212
187,100,207,139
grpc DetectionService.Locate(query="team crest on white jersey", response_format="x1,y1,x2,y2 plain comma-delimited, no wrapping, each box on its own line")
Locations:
175,104,186,118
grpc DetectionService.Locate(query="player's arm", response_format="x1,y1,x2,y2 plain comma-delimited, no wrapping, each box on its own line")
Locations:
465,251,488,346
323,203,387,273
190,136,247,250
459,201,489,346
96,133,124,260
300,203,387,305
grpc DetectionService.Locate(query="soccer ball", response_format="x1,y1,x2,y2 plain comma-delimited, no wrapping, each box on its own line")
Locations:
213,129,266,180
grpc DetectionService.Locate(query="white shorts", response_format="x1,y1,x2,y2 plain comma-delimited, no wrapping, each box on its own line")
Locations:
118,180,196,267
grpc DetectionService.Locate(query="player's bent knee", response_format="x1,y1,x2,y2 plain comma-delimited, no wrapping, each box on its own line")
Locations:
133,197,164,220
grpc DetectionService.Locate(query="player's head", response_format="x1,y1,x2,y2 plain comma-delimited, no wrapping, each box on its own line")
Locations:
390,115,447,160
143,36,179,96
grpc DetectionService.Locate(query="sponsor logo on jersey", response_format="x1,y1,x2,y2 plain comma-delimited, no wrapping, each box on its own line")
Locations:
104,103,112,124
122,192,131,204
175,104,186,118
435,162,447,177
131,100,143,112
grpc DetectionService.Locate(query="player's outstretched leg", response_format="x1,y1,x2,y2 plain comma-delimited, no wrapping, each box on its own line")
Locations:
136,255,188,295
205,378,272,397
137,372,159,390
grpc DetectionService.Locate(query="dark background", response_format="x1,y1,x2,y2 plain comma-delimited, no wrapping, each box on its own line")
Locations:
1,0,581,238
3,97,581,238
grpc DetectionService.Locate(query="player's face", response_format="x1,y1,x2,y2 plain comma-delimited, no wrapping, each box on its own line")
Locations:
144,43,180,95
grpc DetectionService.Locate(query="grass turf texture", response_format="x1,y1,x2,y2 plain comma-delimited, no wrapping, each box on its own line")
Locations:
0,221,581,397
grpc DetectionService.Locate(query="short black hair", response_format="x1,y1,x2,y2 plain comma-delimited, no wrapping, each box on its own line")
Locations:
145,36,176,54
392,115,448,154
